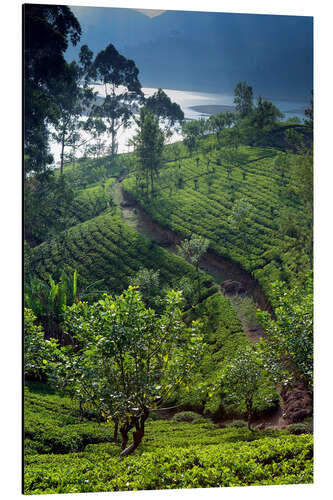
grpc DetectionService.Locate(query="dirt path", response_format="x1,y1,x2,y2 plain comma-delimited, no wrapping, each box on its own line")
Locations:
109,179,313,429
111,180,270,340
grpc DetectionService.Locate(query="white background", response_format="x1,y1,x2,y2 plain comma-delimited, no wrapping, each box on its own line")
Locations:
1,0,332,499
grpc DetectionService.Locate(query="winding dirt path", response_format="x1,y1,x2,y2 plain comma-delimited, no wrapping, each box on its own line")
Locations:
110,178,312,428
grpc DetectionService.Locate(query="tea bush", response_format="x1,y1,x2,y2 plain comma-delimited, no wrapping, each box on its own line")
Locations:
123,142,311,301
29,212,217,299
24,383,312,493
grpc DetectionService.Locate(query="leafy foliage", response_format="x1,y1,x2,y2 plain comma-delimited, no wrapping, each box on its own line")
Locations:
123,140,312,301
24,309,56,378
221,347,267,429
48,287,204,455
257,276,313,389
24,383,313,493
29,212,217,301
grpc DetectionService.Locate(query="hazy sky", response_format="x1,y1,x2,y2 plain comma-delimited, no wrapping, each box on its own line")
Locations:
66,5,313,99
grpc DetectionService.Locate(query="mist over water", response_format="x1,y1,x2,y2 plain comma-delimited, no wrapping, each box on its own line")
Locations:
49,86,307,166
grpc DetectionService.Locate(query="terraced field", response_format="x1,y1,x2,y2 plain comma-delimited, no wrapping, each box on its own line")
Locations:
29,210,218,299
123,142,308,299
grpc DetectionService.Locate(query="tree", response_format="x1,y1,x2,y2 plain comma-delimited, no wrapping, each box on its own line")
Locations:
207,113,226,144
129,268,164,312
145,88,184,139
92,44,143,156
181,119,207,157
250,95,283,129
50,59,95,175
133,107,164,197
228,198,253,248
24,174,75,246
233,82,254,118
257,276,313,391
23,5,85,245
24,308,57,379
23,4,81,176
50,287,204,456
222,347,265,429
177,236,209,300
83,117,108,166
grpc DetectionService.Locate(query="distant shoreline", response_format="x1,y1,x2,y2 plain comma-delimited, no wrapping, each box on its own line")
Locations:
189,104,236,115
189,103,306,116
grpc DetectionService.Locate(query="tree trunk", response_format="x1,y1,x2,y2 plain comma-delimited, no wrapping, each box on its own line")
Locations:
120,421,132,450
246,400,253,430
60,133,65,176
120,408,149,458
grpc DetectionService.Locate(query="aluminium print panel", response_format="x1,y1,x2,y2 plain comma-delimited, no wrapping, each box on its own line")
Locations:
23,2,313,495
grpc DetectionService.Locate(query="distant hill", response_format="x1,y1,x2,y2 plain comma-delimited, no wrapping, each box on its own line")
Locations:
66,7,313,101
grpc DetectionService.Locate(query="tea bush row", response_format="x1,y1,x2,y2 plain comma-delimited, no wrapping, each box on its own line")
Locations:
122,143,308,299
30,212,217,299
24,433,313,493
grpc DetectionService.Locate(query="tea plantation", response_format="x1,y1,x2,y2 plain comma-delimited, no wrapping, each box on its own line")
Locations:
24,383,313,494
28,210,218,299
24,129,313,493
123,140,311,300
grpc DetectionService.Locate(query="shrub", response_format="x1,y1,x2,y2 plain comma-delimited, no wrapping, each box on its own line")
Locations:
227,420,248,428
288,422,313,435
173,411,203,423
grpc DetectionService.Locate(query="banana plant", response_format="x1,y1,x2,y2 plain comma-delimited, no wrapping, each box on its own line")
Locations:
24,269,106,341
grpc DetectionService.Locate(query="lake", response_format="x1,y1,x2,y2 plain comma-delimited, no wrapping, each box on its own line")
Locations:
49,86,308,165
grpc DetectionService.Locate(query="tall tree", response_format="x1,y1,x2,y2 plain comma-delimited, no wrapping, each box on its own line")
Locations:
133,108,164,197
50,59,95,175
181,119,207,157
92,44,143,156
23,5,82,245
23,4,81,176
250,95,283,129
145,88,184,139
233,81,254,118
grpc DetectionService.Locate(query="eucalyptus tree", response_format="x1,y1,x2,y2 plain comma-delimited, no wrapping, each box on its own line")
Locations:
233,81,254,118
133,107,164,198
23,4,81,176
92,44,143,156
145,88,184,140
51,59,95,175
23,4,82,244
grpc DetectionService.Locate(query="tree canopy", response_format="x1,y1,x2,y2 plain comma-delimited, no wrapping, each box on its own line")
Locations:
49,287,204,456
145,88,184,135
91,43,143,156
233,81,254,118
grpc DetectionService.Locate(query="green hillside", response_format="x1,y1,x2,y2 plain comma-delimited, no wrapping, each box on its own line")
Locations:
28,210,217,299
123,140,311,299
